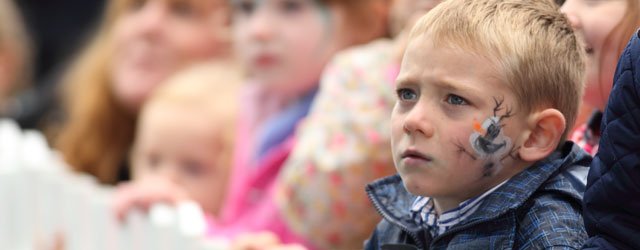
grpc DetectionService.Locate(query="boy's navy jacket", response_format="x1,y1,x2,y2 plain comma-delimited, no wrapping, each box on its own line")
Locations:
582,30,640,250
365,142,591,250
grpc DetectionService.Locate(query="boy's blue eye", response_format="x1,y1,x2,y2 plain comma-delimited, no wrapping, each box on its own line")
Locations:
397,88,418,101
446,94,468,105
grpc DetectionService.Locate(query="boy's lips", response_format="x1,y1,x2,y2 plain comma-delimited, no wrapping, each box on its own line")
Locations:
400,148,433,165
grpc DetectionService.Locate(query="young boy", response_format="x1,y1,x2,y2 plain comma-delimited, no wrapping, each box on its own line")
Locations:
365,0,590,249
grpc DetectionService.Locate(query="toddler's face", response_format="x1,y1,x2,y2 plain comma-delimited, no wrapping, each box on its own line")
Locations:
132,103,230,215
111,0,229,112
560,0,626,110
232,0,345,95
391,35,529,208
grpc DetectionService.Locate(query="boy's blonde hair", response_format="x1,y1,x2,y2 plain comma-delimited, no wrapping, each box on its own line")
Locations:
410,0,585,141
140,62,242,169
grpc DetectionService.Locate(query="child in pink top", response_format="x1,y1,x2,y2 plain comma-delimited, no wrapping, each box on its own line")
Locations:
211,0,389,248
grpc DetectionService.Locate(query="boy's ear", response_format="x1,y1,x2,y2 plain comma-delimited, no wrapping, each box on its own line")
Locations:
519,109,566,162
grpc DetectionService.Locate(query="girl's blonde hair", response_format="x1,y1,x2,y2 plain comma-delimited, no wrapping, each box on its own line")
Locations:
0,0,32,99
56,0,231,184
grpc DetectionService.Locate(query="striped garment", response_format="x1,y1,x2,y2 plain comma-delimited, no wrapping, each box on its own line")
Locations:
411,180,508,238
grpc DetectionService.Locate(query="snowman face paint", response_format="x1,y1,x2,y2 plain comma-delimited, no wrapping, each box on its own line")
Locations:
452,97,520,177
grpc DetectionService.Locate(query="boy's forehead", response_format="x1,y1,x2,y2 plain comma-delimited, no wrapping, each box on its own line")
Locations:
405,34,504,76
399,35,512,95
398,34,450,77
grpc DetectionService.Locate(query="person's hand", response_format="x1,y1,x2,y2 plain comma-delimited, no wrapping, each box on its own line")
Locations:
231,231,307,250
34,232,64,250
111,176,190,221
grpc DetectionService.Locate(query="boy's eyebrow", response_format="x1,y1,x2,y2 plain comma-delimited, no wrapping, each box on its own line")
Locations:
395,73,422,87
396,74,483,94
433,74,493,95
394,77,411,87
432,79,464,91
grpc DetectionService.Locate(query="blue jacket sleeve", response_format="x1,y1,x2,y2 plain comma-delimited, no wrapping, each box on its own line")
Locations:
582,29,640,250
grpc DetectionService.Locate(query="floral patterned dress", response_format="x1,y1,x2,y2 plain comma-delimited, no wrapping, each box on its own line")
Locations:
275,39,401,249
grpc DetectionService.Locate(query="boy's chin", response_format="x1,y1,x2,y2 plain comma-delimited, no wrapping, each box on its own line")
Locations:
400,175,432,197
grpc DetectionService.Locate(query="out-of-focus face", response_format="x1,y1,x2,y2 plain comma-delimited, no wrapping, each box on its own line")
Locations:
391,35,529,211
389,0,442,36
232,0,346,96
560,0,627,110
111,0,229,112
132,103,230,215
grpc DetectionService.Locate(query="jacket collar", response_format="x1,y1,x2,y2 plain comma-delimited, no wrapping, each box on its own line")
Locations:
366,141,590,235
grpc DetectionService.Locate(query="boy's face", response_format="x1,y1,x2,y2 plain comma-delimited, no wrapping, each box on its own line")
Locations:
132,103,230,215
391,35,529,208
232,0,345,95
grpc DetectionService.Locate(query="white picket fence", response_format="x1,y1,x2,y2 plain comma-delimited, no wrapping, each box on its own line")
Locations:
0,119,229,250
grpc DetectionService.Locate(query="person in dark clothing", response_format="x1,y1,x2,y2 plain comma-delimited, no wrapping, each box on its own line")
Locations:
365,0,590,249
582,30,640,250
4,0,105,130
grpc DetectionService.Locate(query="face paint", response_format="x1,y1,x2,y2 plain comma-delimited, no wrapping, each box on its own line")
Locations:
469,97,515,176
470,117,511,157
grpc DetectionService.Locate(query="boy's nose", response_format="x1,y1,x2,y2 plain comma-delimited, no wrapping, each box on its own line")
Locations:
402,106,435,138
